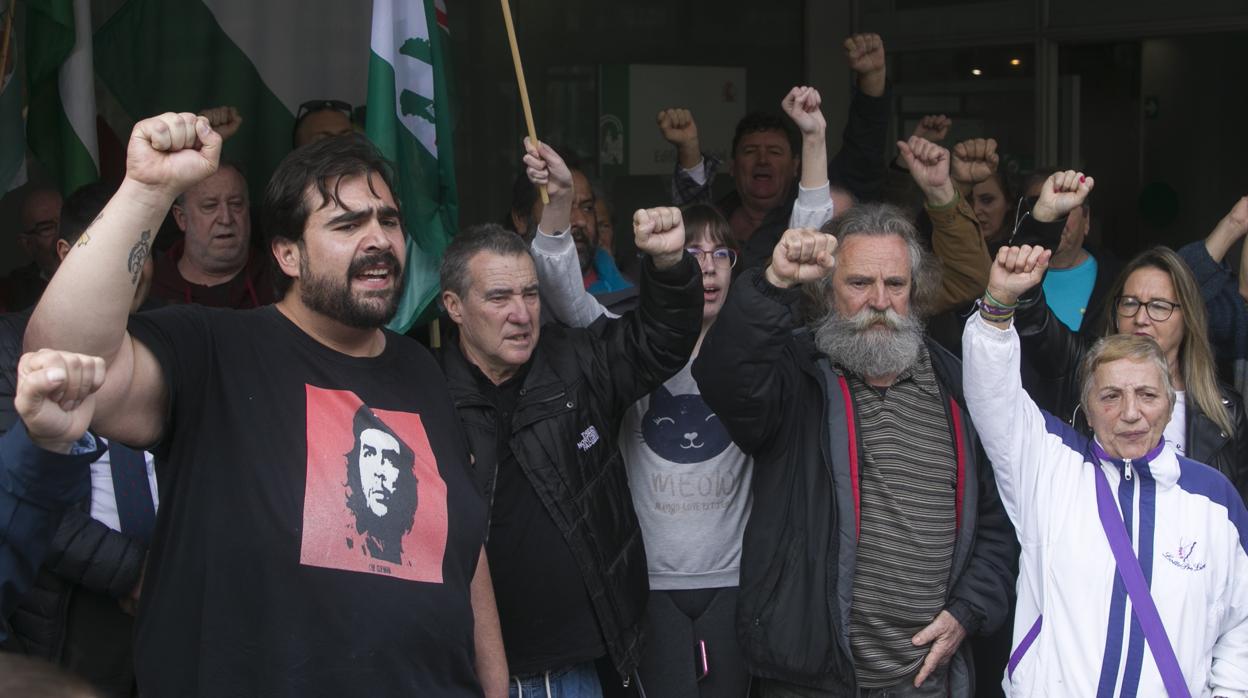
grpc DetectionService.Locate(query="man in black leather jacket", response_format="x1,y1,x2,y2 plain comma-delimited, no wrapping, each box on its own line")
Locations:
437,204,702,692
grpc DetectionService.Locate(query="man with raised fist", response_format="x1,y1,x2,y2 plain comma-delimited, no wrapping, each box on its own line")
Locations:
24,113,507,697
658,33,892,259
436,192,703,693
693,204,1012,696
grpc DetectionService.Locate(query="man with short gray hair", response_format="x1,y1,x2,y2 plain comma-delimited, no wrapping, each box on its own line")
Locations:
436,195,704,692
694,202,1014,696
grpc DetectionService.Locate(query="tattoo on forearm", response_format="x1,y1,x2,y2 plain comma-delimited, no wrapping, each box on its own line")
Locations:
75,214,103,248
128,230,152,285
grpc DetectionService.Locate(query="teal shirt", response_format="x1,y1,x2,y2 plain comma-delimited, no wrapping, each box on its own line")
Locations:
1043,253,1098,331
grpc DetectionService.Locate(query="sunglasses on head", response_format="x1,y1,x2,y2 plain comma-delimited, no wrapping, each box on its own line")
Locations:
295,99,353,121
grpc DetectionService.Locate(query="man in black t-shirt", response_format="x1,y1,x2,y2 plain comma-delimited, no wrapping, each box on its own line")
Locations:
25,113,507,697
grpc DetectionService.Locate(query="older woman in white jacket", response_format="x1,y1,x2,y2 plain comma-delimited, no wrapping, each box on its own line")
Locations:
963,185,1248,698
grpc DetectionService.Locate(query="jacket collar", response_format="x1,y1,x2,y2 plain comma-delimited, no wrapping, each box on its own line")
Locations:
1090,437,1179,487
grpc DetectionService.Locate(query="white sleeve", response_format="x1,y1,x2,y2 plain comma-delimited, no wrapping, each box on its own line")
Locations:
961,314,1070,541
789,182,834,231
681,159,708,186
530,227,613,327
1210,538,1248,696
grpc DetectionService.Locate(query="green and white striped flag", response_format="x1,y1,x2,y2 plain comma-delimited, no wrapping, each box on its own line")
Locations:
367,0,458,333
26,0,98,195
93,0,457,330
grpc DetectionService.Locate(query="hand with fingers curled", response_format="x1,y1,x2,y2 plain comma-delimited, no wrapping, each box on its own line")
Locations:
633,207,687,270
910,610,967,689
1031,170,1094,224
781,86,826,139
198,105,243,140
15,349,108,454
986,244,1053,308
765,227,838,289
951,138,999,187
125,112,224,199
843,33,886,97
522,137,574,201
656,108,701,170
912,114,952,144
897,136,956,207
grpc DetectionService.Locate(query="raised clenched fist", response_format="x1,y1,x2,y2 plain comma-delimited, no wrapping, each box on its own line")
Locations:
897,136,955,206
912,115,951,143
781,86,826,138
766,227,838,289
951,138,999,185
1032,170,1094,223
126,112,222,198
15,349,107,453
986,244,1052,307
844,33,885,76
656,108,698,149
633,207,687,270
199,105,243,140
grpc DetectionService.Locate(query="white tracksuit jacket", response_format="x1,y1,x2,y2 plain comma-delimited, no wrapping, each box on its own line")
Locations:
963,316,1248,697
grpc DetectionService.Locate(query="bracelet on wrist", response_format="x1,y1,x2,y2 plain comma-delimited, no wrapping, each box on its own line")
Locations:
976,297,1015,319
982,289,1019,309
979,308,1014,324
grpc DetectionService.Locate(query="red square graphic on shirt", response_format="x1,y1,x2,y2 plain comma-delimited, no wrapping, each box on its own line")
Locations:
299,385,448,582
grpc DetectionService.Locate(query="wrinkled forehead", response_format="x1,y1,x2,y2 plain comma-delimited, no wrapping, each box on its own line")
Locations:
834,234,912,279
1093,357,1166,392
187,165,249,202
467,250,538,293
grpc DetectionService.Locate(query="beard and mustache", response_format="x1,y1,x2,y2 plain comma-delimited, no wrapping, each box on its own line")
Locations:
300,251,404,329
813,304,925,379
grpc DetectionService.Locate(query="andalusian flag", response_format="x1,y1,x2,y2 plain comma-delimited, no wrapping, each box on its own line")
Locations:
26,0,99,194
367,0,458,333
93,0,458,330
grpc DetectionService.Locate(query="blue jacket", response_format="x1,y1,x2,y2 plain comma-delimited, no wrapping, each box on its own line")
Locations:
0,423,102,643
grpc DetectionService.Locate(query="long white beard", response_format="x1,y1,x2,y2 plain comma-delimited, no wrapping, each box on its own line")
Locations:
813,306,924,379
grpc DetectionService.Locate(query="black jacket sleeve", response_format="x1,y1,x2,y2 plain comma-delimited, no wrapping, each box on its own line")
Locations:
591,253,704,418
827,86,891,204
1013,210,1091,418
43,507,145,599
0,424,101,632
947,446,1017,637
692,268,804,454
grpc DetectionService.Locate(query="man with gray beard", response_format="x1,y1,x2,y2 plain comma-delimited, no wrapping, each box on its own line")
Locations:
693,194,1013,696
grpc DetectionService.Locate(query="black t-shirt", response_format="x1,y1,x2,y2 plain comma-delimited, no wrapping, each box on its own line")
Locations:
127,305,487,697
471,363,606,674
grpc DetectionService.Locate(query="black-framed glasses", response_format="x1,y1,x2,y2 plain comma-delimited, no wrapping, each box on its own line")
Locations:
295,99,353,121
686,247,737,268
1116,296,1180,322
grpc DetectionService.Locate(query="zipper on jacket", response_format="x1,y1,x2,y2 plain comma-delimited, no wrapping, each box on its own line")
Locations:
1123,458,1133,481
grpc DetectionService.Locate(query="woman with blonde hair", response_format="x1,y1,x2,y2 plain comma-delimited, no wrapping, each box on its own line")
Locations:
1008,171,1247,499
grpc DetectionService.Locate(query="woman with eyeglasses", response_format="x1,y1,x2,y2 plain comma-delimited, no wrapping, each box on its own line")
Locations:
1006,172,1248,500
524,135,759,697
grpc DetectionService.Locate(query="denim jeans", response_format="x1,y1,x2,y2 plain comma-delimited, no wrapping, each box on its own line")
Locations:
509,660,603,698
